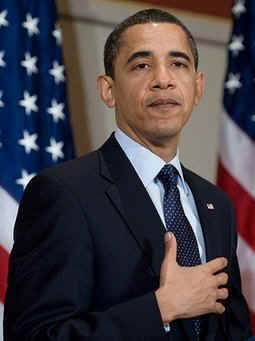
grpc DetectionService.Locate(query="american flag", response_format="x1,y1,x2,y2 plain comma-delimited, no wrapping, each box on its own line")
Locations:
217,0,255,334
0,0,74,339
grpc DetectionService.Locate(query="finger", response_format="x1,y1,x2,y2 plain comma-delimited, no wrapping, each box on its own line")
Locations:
215,272,229,286
217,288,229,300
164,232,177,264
215,302,226,314
205,257,228,274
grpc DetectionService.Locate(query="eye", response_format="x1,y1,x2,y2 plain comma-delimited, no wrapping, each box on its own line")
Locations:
133,63,150,70
171,61,188,69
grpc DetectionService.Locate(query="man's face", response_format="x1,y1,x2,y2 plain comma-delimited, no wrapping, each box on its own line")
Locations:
98,23,204,150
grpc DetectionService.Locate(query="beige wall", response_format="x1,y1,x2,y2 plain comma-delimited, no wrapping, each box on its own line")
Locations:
57,0,231,183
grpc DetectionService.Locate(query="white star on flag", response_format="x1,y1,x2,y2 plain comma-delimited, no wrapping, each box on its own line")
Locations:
53,23,62,45
229,35,245,56
47,99,65,122
46,137,64,161
19,91,38,115
21,52,38,76
225,73,242,94
251,115,255,122
16,169,36,190
49,61,65,84
0,51,6,67
0,91,4,108
0,10,9,28
232,0,246,18
22,13,39,36
18,130,39,154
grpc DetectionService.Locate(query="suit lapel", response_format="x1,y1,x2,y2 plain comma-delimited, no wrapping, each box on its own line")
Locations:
100,134,165,277
183,167,224,262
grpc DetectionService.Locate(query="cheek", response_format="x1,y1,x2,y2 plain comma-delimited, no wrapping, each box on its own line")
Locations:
114,79,147,115
126,89,145,111
182,83,197,107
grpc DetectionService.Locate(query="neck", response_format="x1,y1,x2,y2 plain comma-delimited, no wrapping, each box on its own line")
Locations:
118,127,178,162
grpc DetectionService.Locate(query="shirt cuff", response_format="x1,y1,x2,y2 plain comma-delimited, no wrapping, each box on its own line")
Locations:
164,322,171,333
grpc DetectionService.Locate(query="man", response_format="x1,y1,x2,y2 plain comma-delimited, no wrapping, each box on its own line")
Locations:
4,8,251,341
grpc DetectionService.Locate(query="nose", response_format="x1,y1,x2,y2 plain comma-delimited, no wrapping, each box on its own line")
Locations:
151,65,176,90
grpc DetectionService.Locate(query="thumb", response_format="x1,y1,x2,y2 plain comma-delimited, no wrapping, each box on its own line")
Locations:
164,232,177,263
159,232,177,286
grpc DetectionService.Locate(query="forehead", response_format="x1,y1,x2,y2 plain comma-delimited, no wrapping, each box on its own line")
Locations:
118,22,192,60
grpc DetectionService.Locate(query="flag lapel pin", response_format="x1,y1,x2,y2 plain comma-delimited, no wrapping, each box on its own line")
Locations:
206,203,215,210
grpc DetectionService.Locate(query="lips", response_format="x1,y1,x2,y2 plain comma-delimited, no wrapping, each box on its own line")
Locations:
148,98,180,107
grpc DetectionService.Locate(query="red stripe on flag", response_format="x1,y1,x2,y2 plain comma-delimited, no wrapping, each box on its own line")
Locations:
218,161,255,335
0,245,9,303
251,311,255,336
217,161,255,251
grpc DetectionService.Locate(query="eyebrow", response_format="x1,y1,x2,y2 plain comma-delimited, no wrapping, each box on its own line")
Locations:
126,51,151,65
126,50,192,66
169,51,191,64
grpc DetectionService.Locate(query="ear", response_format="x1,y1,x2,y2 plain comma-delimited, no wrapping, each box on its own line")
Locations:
96,75,115,108
194,71,205,106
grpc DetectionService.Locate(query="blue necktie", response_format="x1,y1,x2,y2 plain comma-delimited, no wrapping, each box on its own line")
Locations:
158,164,201,340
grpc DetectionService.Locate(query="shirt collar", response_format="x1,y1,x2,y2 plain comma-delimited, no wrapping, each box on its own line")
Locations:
114,128,189,195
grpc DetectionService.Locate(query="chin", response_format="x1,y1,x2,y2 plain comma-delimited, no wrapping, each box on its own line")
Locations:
153,124,182,138
146,129,180,145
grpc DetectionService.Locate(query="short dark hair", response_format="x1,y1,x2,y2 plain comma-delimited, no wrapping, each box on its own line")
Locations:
104,8,199,79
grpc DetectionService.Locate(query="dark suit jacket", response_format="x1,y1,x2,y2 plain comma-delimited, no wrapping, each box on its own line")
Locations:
4,134,251,341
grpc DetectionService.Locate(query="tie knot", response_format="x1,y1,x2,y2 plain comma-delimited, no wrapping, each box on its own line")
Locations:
158,164,178,191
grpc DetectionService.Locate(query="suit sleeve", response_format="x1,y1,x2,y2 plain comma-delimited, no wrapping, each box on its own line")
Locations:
4,174,167,341
225,197,252,340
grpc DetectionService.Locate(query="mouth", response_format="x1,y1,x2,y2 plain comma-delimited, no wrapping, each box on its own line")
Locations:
147,98,180,109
